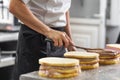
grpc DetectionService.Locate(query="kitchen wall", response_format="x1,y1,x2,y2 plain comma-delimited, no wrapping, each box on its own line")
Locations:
69,0,100,18
106,0,120,44
0,0,13,26
69,0,120,44
106,26,120,43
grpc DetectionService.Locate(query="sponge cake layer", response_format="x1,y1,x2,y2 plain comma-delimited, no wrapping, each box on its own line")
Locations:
39,57,79,67
64,51,99,59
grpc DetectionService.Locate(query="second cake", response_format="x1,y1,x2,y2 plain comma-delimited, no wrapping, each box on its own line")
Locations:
64,51,99,70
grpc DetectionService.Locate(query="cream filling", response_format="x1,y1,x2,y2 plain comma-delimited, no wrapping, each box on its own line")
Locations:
39,65,80,77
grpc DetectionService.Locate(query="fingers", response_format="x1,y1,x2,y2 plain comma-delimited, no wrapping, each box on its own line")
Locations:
53,38,63,47
65,34,74,46
61,32,72,48
53,39,58,47
67,46,77,51
49,30,73,47
58,39,63,47
65,34,73,45
62,34,69,47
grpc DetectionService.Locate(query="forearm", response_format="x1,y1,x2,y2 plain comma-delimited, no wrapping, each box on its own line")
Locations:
9,0,51,36
65,11,72,39
65,11,77,50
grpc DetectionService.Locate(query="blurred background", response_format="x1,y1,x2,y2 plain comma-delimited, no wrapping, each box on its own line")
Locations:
0,0,120,80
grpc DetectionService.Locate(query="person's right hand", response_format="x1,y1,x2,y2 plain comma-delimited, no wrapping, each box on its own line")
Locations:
45,29,72,48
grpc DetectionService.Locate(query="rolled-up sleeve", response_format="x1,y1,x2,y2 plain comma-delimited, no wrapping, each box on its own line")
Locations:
21,0,30,4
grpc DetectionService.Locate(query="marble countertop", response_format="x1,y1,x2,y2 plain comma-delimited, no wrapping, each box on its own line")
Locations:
20,63,120,80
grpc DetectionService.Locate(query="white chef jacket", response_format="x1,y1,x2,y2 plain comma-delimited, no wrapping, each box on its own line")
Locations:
21,0,71,27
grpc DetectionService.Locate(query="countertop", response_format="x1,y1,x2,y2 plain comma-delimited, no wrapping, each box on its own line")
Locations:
0,31,17,67
0,56,15,68
20,63,120,80
0,32,18,42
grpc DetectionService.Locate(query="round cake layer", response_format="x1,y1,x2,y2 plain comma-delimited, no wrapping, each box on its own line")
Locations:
81,63,99,70
38,71,79,78
99,58,120,65
64,51,99,59
39,57,79,67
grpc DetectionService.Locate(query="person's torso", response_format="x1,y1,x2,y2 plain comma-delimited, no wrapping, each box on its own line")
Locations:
22,0,71,27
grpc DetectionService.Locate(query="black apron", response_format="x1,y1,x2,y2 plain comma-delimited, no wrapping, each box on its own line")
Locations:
11,24,66,80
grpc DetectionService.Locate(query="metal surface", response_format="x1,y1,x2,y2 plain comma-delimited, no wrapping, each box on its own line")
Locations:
0,0,4,19
0,57,15,68
0,48,1,62
20,63,120,80
0,32,18,42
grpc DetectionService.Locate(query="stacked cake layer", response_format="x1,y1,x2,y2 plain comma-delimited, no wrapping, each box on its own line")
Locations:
38,57,81,78
64,51,99,70
87,49,120,65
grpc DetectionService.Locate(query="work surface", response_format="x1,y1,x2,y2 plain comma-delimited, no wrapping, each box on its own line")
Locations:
0,32,18,42
20,63,120,80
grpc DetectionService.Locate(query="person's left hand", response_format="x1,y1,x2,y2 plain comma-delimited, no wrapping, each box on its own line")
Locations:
67,41,77,51
67,45,77,51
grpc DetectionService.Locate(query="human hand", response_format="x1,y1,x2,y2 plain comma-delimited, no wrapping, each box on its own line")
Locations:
67,46,77,51
67,41,77,51
46,29,71,48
